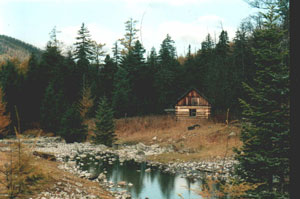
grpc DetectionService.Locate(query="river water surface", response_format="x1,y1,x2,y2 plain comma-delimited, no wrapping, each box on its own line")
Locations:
75,153,214,199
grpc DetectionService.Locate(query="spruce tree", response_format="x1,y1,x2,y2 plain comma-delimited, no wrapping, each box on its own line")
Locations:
22,53,45,126
58,104,87,143
100,55,117,102
112,63,131,118
112,41,121,67
40,82,65,134
155,34,182,111
121,40,146,115
74,23,93,76
93,97,116,147
234,6,290,198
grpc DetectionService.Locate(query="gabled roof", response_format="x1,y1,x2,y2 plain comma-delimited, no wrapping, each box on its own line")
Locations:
174,87,210,106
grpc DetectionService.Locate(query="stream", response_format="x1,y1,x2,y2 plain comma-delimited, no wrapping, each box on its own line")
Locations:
74,152,218,199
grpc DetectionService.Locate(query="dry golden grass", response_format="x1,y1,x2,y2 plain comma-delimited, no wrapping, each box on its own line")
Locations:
112,115,242,162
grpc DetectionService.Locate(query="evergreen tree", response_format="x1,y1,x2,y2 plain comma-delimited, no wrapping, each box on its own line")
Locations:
112,41,121,67
40,81,65,134
119,18,139,55
58,104,87,143
215,30,232,111
39,40,69,133
120,40,146,115
231,27,256,115
93,97,116,147
144,47,159,113
74,23,93,76
112,67,131,118
22,54,43,125
63,51,82,104
234,6,290,198
155,34,183,111
183,44,199,89
199,33,215,95
100,55,117,102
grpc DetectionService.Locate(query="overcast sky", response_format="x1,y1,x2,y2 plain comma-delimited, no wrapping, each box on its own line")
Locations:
0,0,257,56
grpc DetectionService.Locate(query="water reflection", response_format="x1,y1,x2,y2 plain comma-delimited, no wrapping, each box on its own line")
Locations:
76,153,206,199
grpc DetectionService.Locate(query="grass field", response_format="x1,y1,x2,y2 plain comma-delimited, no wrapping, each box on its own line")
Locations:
113,115,242,162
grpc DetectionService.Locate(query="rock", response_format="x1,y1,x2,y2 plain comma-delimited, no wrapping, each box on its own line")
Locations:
79,154,87,158
137,150,145,155
136,142,146,151
145,168,151,173
95,155,101,160
33,151,56,161
229,132,236,137
118,181,127,186
88,172,99,180
97,173,106,181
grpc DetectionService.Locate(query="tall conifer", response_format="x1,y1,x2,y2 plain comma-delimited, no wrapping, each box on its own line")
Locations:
234,6,290,198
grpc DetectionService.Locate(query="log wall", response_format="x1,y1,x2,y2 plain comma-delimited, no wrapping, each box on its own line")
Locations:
175,105,211,120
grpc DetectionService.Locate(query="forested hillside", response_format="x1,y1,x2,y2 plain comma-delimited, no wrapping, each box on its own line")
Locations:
0,34,42,62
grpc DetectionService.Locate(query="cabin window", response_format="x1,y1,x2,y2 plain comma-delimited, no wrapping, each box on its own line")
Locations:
189,109,196,117
191,97,198,106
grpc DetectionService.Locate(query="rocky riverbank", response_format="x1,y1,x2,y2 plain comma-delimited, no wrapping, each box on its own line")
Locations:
0,136,238,199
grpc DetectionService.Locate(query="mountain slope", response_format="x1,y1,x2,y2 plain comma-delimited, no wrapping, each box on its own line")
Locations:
0,34,43,62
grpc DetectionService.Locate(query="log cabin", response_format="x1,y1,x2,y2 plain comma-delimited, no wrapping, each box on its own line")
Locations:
174,88,211,120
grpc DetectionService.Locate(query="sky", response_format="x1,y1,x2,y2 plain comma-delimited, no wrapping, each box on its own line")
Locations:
0,0,257,56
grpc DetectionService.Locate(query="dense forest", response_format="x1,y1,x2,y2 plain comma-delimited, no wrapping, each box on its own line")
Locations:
0,24,251,132
0,0,290,198
0,1,289,134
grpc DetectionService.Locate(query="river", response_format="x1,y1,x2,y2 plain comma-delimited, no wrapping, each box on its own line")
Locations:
75,152,218,199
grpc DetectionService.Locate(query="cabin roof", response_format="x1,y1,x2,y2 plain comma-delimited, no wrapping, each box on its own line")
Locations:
174,87,210,106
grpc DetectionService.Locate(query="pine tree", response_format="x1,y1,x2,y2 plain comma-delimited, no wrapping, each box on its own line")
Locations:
93,97,116,146
58,104,87,143
234,6,290,198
